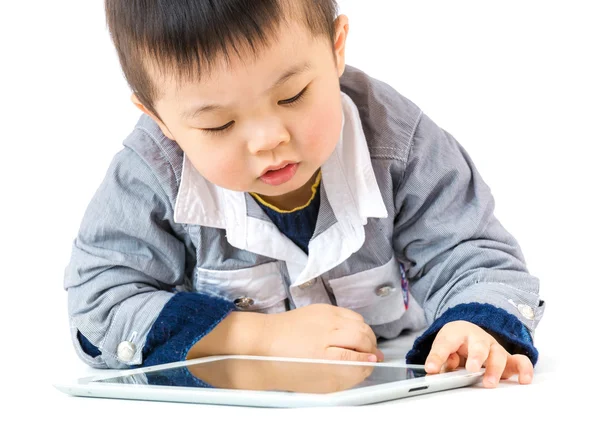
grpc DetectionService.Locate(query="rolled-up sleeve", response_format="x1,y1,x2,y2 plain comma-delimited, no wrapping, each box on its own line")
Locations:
64,147,233,369
393,113,545,363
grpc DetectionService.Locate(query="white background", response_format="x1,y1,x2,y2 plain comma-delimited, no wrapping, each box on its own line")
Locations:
1,0,598,419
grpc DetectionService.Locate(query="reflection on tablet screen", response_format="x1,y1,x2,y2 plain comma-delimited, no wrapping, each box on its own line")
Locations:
95,359,428,394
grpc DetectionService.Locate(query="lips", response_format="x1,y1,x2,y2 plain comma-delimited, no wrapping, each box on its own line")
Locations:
259,161,296,177
259,162,299,186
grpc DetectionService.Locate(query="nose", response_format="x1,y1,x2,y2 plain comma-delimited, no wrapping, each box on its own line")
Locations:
246,117,291,155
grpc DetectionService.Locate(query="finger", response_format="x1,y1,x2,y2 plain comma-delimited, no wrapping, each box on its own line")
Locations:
330,329,384,362
500,354,524,380
482,343,508,388
336,316,384,362
466,339,492,373
335,307,365,323
425,334,464,373
326,347,377,363
502,354,534,384
441,352,461,373
329,328,375,355
336,319,378,352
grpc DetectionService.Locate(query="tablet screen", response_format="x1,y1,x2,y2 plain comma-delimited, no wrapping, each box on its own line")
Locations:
95,359,428,394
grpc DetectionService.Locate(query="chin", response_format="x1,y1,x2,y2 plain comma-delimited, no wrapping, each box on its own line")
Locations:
262,179,306,197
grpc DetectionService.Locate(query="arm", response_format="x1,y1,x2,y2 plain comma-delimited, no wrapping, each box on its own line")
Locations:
64,147,236,369
392,112,544,366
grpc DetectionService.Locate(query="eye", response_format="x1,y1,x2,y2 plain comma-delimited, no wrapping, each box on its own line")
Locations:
278,86,308,106
201,121,234,135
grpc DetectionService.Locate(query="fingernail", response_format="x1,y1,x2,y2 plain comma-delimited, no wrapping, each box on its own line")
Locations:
522,374,532,383
425,362,436,372
368,355,377,362
486,375,497,385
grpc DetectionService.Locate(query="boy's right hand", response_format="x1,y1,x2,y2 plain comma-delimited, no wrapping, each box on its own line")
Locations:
260,304,384,362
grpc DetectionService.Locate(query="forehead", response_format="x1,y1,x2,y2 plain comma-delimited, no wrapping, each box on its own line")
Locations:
148,21,332,102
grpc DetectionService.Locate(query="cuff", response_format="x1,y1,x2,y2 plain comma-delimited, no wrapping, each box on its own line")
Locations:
405,302,538,366
137,292,235,367
77,330,102,358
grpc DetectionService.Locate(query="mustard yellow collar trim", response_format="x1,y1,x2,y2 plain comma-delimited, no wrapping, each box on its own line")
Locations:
250,171,322,214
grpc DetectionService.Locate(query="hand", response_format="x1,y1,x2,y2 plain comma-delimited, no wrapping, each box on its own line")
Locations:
424,321,534,388
188,358,374,393
260,304,384,363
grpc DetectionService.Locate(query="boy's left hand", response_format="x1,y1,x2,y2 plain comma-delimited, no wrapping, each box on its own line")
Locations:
424,320,534,388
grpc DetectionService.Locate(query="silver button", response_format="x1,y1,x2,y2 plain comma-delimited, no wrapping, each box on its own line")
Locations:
117,341,136,362
299,279,316,290
518,304,535,320
375,285,396,297
234,297,255,309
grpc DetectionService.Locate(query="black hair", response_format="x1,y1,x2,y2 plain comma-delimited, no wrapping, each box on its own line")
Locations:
105,0,339,117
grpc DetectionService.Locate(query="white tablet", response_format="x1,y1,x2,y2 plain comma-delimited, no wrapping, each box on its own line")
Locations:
55,355,483,407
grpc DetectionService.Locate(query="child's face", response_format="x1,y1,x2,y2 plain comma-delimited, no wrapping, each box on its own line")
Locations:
136,17,349,203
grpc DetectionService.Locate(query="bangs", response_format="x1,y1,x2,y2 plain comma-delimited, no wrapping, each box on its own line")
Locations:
105,0,338,115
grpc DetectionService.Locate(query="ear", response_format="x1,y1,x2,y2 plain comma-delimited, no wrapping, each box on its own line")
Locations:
333,14,350,77
130,93,176,140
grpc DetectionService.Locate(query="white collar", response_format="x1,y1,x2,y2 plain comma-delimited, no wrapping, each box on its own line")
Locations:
173,92,388,281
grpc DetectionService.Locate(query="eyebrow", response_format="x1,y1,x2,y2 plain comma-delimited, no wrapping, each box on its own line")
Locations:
270,62,311,91
180,62,311,121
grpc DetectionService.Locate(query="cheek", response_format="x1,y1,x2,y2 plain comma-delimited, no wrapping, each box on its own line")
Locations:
298,99,342,160
177,136,250,191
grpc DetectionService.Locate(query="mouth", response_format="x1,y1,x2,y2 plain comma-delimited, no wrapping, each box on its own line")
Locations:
259,161,297,177
259,162,299,186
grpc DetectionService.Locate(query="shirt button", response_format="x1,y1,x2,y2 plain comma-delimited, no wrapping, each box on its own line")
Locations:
375,285,395,297
518,304,535,320
117,341,136,362
234,297,255,309
299,279,316,290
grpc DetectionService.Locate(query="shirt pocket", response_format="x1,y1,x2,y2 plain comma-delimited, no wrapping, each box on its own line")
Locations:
326,257,408,326
194,262,288,314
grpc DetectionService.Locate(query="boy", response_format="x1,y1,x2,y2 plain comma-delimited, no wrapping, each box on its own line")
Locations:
65,0,545,389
